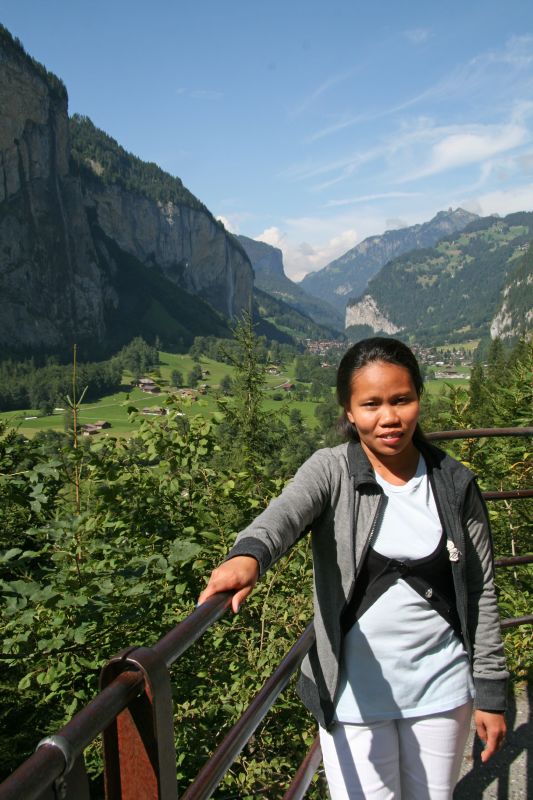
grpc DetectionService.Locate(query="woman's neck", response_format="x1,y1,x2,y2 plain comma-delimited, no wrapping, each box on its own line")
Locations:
362,442,420,485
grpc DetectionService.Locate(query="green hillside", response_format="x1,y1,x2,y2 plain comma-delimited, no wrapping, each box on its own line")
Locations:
355,212,533,344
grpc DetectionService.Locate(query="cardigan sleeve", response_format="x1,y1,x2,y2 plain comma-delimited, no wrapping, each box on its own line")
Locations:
463,481,509,710
226,447,333,576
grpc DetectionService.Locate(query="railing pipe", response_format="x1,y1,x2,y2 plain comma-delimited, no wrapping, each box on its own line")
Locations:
483,489,533,501
426,427,533,440
282,735,322,800
153,591,233,668
181,623,316,800
0,670,143,800
500,615,533,630
494,554,533,567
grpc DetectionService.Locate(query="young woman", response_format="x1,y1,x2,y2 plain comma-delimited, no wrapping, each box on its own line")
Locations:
199,337,508,799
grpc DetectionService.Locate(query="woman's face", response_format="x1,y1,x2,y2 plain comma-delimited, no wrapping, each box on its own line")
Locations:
345,360,420,467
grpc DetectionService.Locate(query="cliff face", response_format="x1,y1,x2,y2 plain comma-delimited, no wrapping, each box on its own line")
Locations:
345,296,402,334
87,183,251,320
0,30,108,353
490,243,533,340
0,27,252,356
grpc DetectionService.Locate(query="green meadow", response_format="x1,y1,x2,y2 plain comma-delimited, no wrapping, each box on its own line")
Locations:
0,350,471,438
0,352,321,437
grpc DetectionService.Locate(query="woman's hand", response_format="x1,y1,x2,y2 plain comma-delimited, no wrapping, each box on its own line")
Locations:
198,556,260,613
474,710,506,762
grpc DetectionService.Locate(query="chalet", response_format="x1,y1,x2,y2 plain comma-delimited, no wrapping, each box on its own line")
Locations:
141,407,166,416
274,381,295,392
81,420,111,436
179,389,197,400
138,378,160,394
266,366,281,375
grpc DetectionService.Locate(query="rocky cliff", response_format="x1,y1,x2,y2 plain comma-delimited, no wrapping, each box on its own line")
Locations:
0,26,252,357
490,243,533,339
301,208,478,314
345,296,402,334
0,27,109,354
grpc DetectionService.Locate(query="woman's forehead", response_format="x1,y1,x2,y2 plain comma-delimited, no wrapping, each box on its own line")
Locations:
350,361,415,392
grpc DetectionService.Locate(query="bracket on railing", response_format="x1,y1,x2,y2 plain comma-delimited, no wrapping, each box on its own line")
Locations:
100,646,177,800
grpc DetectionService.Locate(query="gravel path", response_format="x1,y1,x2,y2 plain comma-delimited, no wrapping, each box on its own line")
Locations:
455,683,531,799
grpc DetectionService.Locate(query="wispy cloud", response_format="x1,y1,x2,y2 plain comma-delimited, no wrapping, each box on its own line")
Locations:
304,36,533,145
255,224,359,280
397,121,530,182
324,191,422,208
290,68,357,117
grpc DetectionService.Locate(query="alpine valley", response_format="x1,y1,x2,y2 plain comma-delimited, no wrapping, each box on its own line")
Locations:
1,23,531,360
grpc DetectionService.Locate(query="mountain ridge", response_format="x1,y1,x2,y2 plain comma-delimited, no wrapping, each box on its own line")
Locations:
346,212,533,345
301,208,478,314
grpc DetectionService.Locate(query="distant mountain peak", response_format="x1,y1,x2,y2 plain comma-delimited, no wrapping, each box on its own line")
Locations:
300,208,478,313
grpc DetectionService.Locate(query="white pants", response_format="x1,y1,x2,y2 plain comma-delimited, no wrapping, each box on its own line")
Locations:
319,701,472,800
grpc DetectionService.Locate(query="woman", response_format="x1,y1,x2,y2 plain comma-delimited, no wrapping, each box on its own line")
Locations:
199,337,507,799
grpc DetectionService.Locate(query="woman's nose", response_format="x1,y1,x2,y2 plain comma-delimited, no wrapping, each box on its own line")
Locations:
381,405,400,424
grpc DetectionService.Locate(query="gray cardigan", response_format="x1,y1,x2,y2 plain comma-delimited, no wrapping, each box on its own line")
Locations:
227,440,509,728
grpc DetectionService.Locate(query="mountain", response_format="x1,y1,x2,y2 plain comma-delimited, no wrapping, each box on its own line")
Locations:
0,26,252,359
253,288,341,342
301,208,478,314
345,213,533,345
237,234,344,332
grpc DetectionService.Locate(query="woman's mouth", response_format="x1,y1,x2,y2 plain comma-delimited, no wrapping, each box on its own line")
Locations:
379,432,403,442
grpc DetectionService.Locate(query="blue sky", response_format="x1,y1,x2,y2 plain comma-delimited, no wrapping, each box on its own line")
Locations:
3,1,533,279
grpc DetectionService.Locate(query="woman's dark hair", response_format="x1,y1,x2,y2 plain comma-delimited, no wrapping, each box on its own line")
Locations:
336,337,426,443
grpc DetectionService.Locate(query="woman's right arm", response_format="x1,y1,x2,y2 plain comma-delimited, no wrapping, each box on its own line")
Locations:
198,556,260,613
198,447,334,612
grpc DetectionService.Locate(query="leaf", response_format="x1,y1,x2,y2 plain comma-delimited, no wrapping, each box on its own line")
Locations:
0,548,22,562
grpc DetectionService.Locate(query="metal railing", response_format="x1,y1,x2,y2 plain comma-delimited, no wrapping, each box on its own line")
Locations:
0,428,531,800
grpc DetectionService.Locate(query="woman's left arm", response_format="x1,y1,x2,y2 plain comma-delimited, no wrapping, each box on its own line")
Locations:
474,710,507,762
463,481,509,711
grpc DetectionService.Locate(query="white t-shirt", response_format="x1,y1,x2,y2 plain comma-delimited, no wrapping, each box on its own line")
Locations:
334,456,474,723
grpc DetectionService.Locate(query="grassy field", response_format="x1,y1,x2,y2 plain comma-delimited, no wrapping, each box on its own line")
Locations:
0,353,322,437
0,351,471,438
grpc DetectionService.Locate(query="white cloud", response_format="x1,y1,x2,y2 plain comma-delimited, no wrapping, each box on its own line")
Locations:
464,183,533,217
385,217,408,230
402,122,529,181
216,215,237,233
254,224,359,280
255,226,287,249
290,68,357,117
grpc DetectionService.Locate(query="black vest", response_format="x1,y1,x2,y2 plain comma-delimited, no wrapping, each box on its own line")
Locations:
341,528,461,639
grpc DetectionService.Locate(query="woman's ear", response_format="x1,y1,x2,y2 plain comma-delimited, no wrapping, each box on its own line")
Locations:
346,409,355,425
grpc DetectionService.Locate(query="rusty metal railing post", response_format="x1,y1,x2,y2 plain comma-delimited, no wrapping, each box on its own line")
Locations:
100,646,178,800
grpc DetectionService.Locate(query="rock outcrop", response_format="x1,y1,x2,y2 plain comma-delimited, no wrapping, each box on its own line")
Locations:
490,244,533,339
0,26,252,356
345,296,402,334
